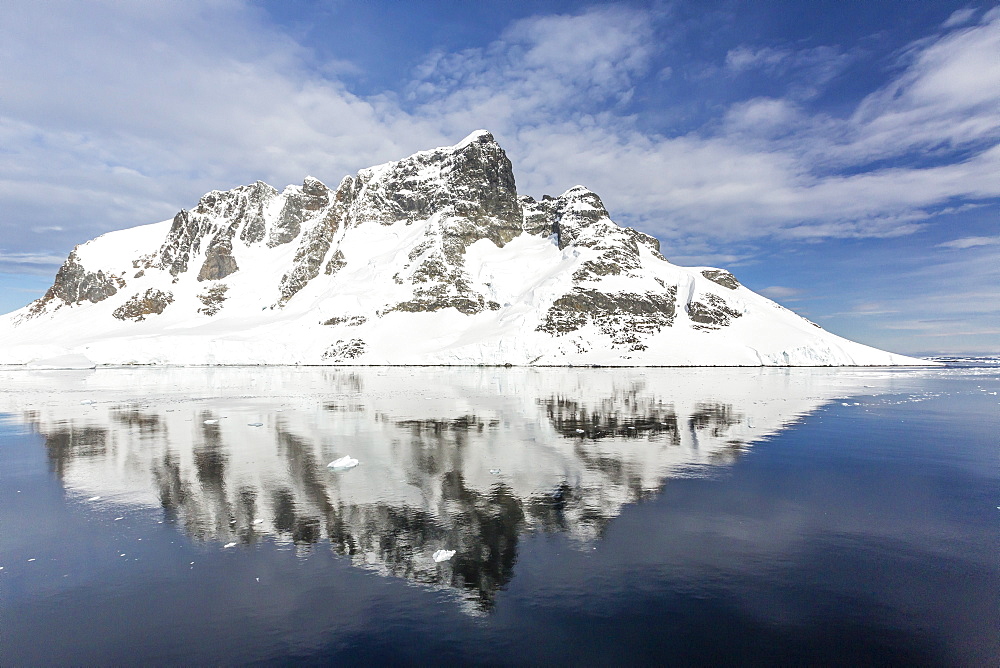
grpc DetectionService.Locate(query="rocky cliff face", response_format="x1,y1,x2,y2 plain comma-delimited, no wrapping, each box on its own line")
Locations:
1,130,920,366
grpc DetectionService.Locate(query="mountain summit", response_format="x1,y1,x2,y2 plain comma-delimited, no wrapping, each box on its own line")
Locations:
0,131,921,366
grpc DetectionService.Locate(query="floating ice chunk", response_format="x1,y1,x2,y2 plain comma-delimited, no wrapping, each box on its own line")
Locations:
27,558,35,562
432,549,456,563
27,353,97,370
203,419,219,425
253,518,264,525
80,399,94,405
574,429,585,434
114,517,123,521
224,542,237,549
328,455,359,470
88,496,101,502
489,468,501,475
247,422,263,427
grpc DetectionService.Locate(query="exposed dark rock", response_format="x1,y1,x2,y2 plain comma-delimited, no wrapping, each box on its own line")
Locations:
322,339,367,361
26,250,123,317
197,284,229,316
687,293,742,328
159,210,206,277
321,315,367,326
112,288,174,321
324,249,347,275
524,187,648,285
268,178,331,249
701,269,740,290
277,178,355,304
624,227,667,261
357,134,526,315
237,182,278,245
538,287,677,349
197,226,240,282
519,196,556,237
269,195,305,247
390,290,485,316
349,132,521,238
572,259,624,281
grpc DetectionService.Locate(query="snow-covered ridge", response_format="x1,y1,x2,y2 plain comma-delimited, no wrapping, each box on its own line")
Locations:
0,131,929,366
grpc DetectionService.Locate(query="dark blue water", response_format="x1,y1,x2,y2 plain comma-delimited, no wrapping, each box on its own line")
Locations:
0,365,997,665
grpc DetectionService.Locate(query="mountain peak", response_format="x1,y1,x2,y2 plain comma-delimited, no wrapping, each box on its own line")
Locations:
453,129,495,149
0,133,924,367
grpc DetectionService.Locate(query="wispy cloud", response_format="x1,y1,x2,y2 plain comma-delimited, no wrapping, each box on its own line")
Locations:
942,7,979,28
758,286,803,300
0,251,67,266
936,235,1000,249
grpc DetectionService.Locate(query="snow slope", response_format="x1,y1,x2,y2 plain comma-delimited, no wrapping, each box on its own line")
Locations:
0,131,926,366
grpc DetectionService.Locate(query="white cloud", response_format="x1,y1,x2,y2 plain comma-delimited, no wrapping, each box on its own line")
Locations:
0,1,997,266
943,7,978,28
843,15,1000,163
758,286,803,300
937,235,1000,249
0,252,67,266
725,46,789,72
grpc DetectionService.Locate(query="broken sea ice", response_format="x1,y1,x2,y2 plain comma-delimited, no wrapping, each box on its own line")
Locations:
328,455,359,470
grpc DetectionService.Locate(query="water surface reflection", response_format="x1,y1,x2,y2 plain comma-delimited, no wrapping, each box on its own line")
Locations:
0,366,903,610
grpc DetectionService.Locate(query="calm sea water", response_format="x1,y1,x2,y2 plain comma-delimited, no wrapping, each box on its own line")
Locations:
0,364,997,665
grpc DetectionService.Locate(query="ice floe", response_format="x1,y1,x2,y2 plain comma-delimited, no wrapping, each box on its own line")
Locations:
328,455,359,470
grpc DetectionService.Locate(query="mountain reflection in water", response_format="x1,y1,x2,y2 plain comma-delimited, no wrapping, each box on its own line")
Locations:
0,366,900,611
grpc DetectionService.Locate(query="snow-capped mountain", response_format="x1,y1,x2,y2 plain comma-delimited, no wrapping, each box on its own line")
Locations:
0,130,922,366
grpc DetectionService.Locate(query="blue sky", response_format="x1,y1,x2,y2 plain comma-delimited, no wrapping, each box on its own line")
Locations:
1,0,997,354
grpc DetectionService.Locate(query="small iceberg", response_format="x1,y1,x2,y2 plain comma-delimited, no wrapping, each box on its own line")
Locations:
247,422,263,427
203,419,219,425
27,353,97,370
432,549,456,563
328,455,359,470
